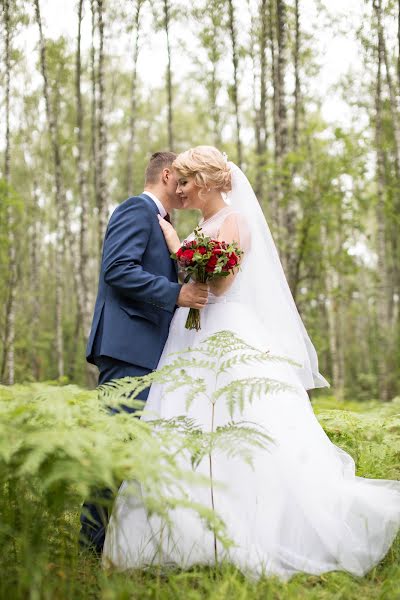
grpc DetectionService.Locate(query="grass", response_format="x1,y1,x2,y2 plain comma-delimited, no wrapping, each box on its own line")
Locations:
18,541,400,600
0,385,399,600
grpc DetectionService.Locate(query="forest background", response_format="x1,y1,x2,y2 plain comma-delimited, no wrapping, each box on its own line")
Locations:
1,0,400,403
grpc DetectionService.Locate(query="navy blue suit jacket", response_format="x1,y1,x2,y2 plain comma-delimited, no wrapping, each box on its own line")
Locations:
86,193,181,370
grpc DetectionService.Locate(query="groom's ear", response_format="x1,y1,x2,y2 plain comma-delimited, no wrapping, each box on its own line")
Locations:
162,167,172,183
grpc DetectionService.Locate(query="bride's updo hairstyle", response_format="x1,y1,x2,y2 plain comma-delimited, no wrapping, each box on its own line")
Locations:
173,146,232,196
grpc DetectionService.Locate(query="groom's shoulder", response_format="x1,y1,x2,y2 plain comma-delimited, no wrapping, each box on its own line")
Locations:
110,194,154,220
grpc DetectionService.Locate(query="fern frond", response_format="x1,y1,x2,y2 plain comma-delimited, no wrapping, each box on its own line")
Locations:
162,356,217,372
214,377,300,418
168,330,268,360
189,422,273,469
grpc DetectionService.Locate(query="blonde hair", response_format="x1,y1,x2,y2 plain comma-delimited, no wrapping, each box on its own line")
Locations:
173,146,232,194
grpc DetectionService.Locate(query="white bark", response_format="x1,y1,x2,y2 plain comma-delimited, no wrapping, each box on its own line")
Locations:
227,0,243,168
2,0,17,385
34,0,65,377
96,0,108,252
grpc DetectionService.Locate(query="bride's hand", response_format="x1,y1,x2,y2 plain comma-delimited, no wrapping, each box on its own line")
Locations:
157,214,181,254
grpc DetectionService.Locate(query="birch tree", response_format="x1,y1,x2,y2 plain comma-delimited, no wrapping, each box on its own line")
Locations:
1,0,17,385
31,181,41,381
275,0,297,290
268,0,281,234
293,0,300,150
194,0,225,148
126,0,144,193
163,0,174,150
76,0,91,340
34,0,65,378
96,0,108,251
253,0,268,201
90,0,99,225
373,0,391,401
227,0,243,167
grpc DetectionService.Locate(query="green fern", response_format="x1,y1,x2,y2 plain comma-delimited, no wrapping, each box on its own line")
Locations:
214,377,299,418
0,331,303,591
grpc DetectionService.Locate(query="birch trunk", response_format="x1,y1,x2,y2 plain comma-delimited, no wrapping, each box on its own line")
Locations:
31,182,41,381
34,0,65,378
163,0,174,150
96,0,108,253
210,3,223,148
375,8,400,177
276,0,296,290
250,12,261,163
254,0,268,201
1,0,17,385
76,0,91,341
382,35,400,326
324,227,345,400
126,0,142,194
90,0,99,216
398,0,400,91
268,0,281,238
275,0,288,157
376,9,400,311
227,0,243,168
293,0,300,150
374,0,391,401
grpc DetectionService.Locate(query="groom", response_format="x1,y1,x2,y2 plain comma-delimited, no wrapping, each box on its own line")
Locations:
81,151,209,554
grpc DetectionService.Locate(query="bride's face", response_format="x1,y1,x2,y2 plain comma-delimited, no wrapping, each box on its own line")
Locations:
176,175,204,210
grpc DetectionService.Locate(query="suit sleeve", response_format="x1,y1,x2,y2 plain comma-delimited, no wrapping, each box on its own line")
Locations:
103,200,181,312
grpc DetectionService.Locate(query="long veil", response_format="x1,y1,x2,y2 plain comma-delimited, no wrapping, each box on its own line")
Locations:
226,161,329,391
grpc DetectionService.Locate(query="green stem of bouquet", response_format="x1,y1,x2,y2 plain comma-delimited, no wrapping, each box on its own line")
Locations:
185,269,208,331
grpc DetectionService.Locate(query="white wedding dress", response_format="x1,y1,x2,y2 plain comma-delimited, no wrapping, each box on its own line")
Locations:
103,164,400,580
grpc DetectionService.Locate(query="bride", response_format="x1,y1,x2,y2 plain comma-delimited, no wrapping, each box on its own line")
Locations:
103,146,400,579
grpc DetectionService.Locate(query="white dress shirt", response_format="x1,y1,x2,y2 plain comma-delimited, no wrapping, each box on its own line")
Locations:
143,190,167,218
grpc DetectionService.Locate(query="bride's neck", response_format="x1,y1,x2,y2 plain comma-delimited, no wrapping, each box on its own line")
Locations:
201,193,226,221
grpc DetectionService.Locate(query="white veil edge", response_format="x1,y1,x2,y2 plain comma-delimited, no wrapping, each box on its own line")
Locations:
226,161,330,391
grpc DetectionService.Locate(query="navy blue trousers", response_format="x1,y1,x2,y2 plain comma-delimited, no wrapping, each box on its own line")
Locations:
79,356,151,554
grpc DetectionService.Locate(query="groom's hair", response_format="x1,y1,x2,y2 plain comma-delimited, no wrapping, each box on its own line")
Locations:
145,151,177,184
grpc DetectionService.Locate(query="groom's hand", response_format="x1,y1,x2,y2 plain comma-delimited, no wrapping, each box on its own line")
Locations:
177,282,209,309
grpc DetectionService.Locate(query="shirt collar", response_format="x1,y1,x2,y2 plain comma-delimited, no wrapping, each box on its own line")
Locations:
143,190,167,218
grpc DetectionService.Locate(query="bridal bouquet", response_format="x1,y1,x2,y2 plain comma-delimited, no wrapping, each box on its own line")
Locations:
172,226,243,331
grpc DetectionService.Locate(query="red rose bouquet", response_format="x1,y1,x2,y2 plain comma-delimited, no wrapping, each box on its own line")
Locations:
172,226,243,330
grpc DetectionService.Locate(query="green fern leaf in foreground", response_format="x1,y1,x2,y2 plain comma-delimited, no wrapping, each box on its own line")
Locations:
0,332,399,598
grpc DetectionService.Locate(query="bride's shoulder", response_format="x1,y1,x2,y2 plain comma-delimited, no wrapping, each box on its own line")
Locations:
220,209,249,233
222,208,250,227
219,209,251,250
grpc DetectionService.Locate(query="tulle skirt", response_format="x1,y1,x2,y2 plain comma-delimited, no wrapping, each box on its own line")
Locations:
103,302,400,580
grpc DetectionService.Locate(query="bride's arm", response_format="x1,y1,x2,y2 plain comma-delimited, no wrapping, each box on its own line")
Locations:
209,213,244,296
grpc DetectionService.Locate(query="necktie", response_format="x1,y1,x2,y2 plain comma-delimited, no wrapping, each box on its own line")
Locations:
164,213,171,223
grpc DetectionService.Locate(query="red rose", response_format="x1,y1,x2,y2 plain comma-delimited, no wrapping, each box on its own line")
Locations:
181,249,195,262
176,247,183,258
226,253,238,268
197,246,207,254
205,255,218,272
